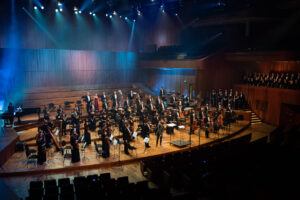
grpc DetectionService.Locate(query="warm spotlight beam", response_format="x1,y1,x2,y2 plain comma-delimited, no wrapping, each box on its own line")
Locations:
22,8,58,47
128,20,135,51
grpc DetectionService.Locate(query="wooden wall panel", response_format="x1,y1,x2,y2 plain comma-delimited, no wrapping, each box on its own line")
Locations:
235,84,300,126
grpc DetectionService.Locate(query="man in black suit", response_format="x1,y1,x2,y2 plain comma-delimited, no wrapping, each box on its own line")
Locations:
7,102,14,126
102,99,108,111
156,120,164,147
160,87,165,97
123,123,131,155
101,91,107,102
128,90,134,105
84,92,92,113
190,110,196,134
142,121,151,148
112,91,118,108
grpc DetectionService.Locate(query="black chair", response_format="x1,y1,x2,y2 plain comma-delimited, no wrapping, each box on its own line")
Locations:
24,144,37,155
29,181,43,190
25,148,38,167
99,173,111,184
44,185,58,197
60,184,74,200
87,174,98,184
58,178,70,187
94,141,103,158
117,176,129,188
64,101,71,109
44,179,57,188
28,187,43,199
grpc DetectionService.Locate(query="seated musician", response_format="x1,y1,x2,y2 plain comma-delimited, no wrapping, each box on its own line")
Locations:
159,87,165,98
57,105,63,116
124,97,130,109
36,128,46,165
147,95,152,106
102,99,109,111
83,120,91,145
170,94,176,107
101,124,110,158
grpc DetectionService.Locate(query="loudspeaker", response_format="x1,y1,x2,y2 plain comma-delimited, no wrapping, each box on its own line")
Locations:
16,142,25,152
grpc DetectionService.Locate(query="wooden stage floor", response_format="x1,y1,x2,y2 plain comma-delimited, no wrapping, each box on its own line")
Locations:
1,120,250,177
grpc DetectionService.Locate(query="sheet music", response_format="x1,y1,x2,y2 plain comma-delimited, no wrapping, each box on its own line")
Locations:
167,123,176,127
133,132,138,138
110,134,114,141
113,139,118,146
178,125,185,129
144,137,149,143
55,129,59,136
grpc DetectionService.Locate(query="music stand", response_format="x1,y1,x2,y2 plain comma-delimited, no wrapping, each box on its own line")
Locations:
81,142,88,161
112,139,118,158
167,123,176,144
130,132,138,156
170,125,191,147
143,137,150,154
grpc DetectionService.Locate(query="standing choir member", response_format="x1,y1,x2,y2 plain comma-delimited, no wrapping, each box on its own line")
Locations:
94,94,99,113
84,92,92,113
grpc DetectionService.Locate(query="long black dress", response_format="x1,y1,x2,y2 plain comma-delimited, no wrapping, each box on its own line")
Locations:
70,134,80,163
101,130,110,158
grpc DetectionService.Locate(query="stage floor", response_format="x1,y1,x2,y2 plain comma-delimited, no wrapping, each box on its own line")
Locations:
1,121,250,177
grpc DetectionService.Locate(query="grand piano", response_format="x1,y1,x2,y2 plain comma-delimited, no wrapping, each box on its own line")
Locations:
0,107,41,124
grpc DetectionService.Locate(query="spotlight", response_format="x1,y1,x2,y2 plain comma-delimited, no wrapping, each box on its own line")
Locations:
106,13,108,17
175,13,178,16
109,15,112,18
133,19,136,22
55,9,58,12
137,10,141,16
113,11,117,15
78,11,82,14
60,8,63,12
125,17,128,20
89,12,92,15
162,9,165,13
160,5,163,8
41,6,44,10
93,13,96,16
34,6,37,10
58,2,62,6
75,11,78,15
120,16,122,18
74,7,78,11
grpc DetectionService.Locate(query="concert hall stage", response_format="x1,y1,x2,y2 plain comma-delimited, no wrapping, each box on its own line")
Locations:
0,120,250,177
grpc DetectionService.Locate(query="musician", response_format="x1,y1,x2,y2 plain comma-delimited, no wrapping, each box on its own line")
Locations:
160,87,165,98
170,94,176,106
112,91,118,108
62,114,67,136
7,102,14,125
36,128,46,165
83,120,91,145
156,120,164,147
211,89,217,107
101,91,107,102
43,105,49,120
166,110,173,124
57,105,63,116
89,115,96,131
233,91,240,110
142,121,151,148
190,110,197,134
70,129,80,163
158,100,165,116
94,94,99,113
101,124,110,158
204,103,210,114
128,90,134,105
137,101,145,117
102,99,109,111
217,102,223,113
223,90,228,108
124,97,130,109
147,95,152,106
84,92,92,113
123,123,132,155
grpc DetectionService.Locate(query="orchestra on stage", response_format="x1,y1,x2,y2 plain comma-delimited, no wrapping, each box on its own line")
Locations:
2,87,246,164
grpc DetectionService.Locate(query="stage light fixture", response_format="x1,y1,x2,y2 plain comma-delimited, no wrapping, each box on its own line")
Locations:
75,11,78,14
34,6,37,10
58,2,62,6
133,19,136,22
89,12,92,15
125,17,128,20
74,7,78,11
113,11,117,15
110,15,112,18
78,11,82,14
160,5,163,8
55,9,58,12
93,13,96,16
175,13,178,16
41,6,44,10
120,16,122,18
60,8,63,12
162,9,165,13
137,10,141,16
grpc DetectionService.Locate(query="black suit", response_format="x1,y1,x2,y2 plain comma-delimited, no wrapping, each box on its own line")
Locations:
84,95,92,112
123,127,131,154
156,124,164,146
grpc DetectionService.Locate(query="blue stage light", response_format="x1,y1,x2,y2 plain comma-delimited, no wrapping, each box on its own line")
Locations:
79,11,82,14
75,11,78,14
125,17,128,20
89,12,92,15
113,11,117,15
120,16,122,18
60,8,63,12
93,13,96,16
74,7,78,11
55,9,58,12
110,15,112,18
34,6,38,10
175,13,178,16
137,10,141,16
58,2,62,6
41,6,44,10
106,13,108,17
